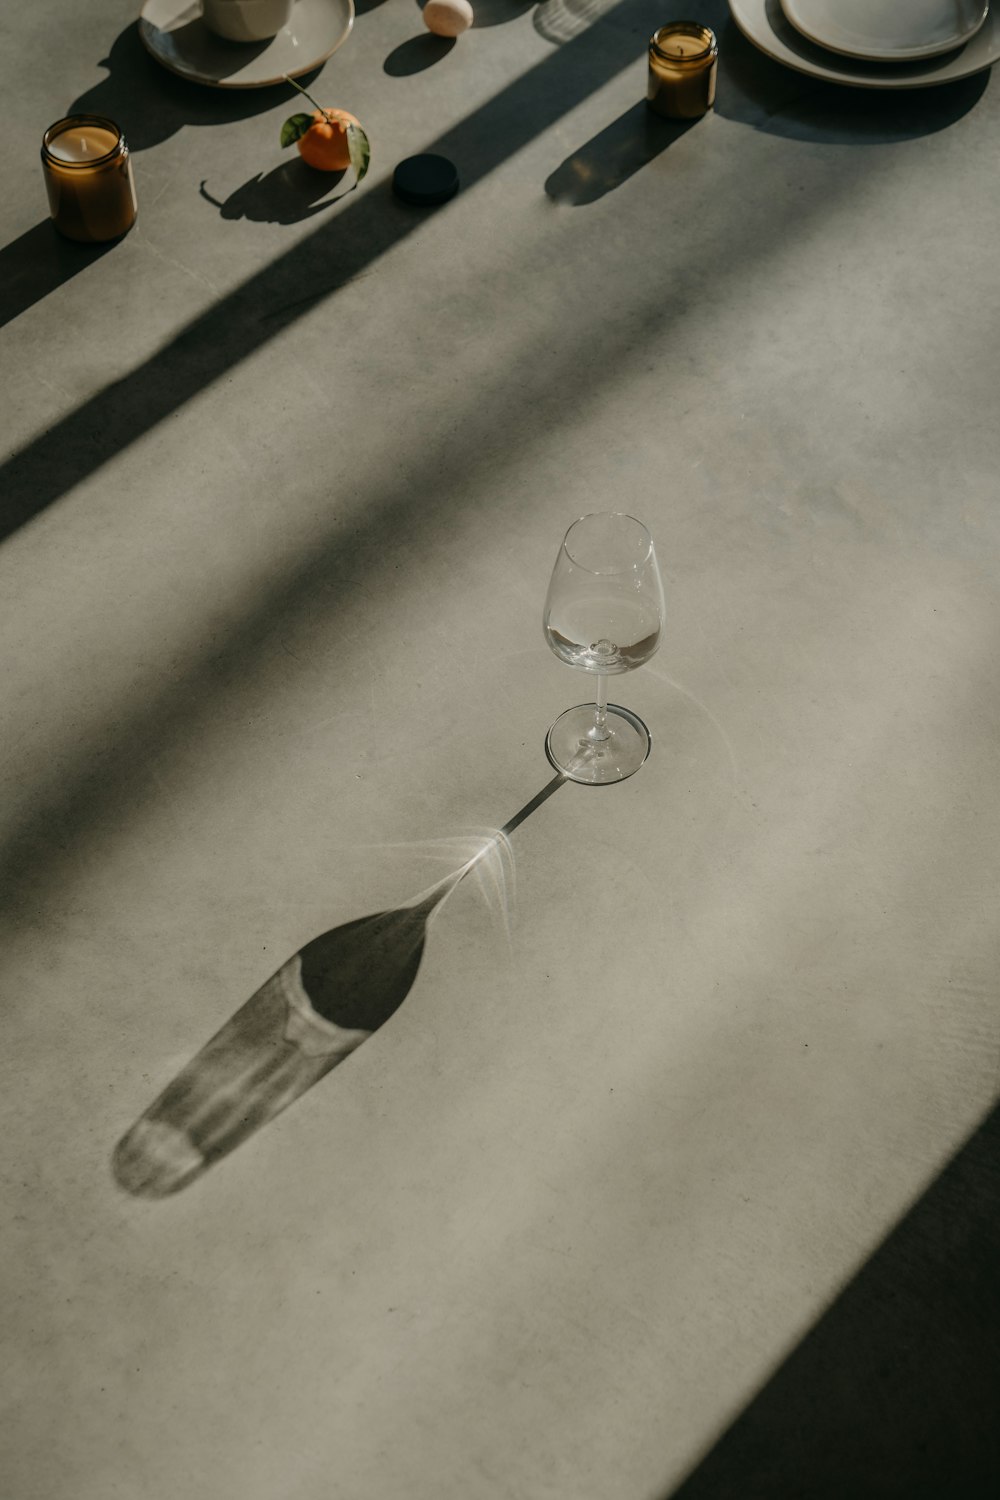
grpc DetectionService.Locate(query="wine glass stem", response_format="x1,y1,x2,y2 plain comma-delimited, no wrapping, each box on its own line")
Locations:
590,673,610,742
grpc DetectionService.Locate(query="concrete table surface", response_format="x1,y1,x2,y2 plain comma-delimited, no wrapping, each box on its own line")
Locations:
2,1,998,1496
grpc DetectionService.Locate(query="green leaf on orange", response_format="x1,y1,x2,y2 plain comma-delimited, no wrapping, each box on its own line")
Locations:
347,124,371,184
280,113,315,148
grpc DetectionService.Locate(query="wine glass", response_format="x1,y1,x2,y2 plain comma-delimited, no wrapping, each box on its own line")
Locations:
543,512,664,785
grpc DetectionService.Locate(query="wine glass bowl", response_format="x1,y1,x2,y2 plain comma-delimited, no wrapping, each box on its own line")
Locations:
543,512,664,785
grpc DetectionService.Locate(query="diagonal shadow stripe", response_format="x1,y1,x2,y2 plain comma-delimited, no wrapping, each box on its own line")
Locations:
667,1099,1000,1499
0,0,673,545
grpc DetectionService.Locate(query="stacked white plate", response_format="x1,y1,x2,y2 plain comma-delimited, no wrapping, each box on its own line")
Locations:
139,0,355,88
729,0,999,87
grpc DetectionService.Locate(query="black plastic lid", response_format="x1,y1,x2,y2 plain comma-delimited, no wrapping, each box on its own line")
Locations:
392,154,459,206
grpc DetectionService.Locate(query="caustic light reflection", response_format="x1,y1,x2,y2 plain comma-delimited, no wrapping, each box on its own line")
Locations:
375,829,517,936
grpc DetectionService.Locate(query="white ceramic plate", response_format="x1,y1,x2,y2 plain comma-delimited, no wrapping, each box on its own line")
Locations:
729,0,1000,87
780,0,988,62
139,0,354,88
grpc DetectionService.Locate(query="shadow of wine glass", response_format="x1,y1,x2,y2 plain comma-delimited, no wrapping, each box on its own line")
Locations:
546,102,696,205
384,33,456,75
112,774,566,1198
200,160,349,223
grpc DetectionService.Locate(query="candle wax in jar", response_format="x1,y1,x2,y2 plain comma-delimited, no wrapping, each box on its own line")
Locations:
658,35,705,58
47,125,120,163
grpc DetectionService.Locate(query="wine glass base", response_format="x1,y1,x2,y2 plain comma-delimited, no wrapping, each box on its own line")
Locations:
545,703,651,785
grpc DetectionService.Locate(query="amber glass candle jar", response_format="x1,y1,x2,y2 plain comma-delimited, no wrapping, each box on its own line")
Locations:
647,22,718,120
41,115,137,243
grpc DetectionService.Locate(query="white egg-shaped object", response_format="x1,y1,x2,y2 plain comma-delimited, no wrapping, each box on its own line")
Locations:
423,0,474,37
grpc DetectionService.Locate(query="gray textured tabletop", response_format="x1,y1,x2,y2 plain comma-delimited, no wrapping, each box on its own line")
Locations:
2,1,998,1496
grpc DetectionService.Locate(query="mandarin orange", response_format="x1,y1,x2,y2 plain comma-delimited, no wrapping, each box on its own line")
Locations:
297,108,361,172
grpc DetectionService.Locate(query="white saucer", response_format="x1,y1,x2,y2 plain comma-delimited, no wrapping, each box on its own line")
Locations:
780,0,988,63
139,0,354,88
729,0,1000,87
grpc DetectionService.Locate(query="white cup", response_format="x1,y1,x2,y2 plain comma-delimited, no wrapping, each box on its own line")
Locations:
201,0,294,41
